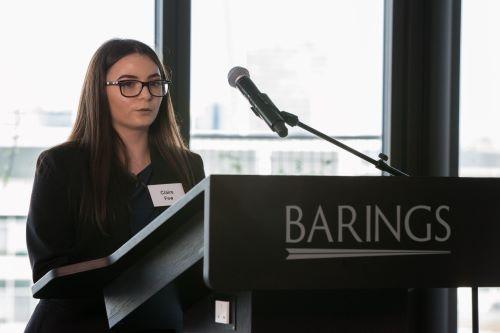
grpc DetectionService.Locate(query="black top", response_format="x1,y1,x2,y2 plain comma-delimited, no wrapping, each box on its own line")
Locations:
130,163,155,235
24,142,205,333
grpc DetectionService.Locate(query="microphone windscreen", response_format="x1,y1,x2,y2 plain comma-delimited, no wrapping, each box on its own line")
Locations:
228,66,250,87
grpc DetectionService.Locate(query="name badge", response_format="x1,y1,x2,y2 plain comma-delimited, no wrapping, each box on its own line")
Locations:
147,183,185,207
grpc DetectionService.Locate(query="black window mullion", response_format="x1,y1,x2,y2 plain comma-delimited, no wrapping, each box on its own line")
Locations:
155,0,192,146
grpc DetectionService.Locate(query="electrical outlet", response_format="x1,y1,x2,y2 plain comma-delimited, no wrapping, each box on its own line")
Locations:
215,300,230,324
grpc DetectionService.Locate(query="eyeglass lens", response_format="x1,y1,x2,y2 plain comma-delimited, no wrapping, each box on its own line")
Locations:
120,80,168,97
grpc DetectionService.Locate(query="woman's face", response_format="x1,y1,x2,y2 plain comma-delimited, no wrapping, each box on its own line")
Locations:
106,53,163,133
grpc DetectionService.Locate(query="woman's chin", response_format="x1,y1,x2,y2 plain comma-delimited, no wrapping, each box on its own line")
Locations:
114,121,154,133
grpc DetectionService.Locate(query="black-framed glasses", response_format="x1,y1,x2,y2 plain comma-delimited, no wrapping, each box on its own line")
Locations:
105,79,171,97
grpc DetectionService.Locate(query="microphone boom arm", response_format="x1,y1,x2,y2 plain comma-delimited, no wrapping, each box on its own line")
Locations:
278,110,409,177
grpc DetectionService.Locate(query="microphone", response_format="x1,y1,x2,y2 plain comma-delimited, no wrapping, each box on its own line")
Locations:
228,66,288,137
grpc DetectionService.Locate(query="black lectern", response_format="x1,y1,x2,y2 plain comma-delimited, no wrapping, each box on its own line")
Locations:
32,175,500,332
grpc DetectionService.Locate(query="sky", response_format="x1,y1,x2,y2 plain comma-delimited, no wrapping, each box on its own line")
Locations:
0,0,155,114
0,0,498,149
191,0,384,136
460,0,500,149
0,0,383,142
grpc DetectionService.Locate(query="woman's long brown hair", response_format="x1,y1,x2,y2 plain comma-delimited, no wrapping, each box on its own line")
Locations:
69,39,196,234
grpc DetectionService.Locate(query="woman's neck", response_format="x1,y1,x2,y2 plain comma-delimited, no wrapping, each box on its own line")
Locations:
116,128,151,175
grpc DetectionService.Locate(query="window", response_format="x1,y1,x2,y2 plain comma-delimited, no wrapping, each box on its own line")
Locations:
459,0,500,332
0,280,6,324
0,222,6,255
460,0,500,177
190,0,384,176
0,1,155,331
13,281,31,322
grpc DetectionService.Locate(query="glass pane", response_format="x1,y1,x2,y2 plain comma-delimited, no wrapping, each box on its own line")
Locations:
0,281,7,324
0,1,155,331
191,0,384,176
460,0,500,177
458,287,472,332
0,223,6,255
14,281,31,322
459,1,500,332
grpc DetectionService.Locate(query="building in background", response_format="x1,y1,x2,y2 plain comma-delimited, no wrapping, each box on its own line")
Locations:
0,107,72,331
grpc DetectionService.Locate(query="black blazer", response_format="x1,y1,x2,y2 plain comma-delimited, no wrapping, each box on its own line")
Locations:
24,142,205,333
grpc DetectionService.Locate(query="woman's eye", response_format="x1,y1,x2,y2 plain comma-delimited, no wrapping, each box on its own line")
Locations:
120,81,136,88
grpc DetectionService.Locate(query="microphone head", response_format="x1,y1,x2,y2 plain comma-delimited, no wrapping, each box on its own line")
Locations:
228,66,250,87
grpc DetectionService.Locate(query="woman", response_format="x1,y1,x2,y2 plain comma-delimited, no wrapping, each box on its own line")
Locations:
25,39,205,332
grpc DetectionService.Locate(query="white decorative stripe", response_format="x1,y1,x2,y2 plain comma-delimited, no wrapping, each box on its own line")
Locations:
286,248,451,260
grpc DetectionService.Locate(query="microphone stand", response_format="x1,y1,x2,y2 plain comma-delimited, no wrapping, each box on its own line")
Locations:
278,110,409,177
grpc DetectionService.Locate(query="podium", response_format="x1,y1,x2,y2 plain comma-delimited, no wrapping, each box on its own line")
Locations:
32,175,500,332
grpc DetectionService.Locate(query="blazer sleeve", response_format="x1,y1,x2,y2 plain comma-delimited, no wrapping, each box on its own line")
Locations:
26,150,76,283
191,152,206,184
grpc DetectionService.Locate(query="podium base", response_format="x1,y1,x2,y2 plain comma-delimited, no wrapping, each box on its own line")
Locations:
184,289,409,333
